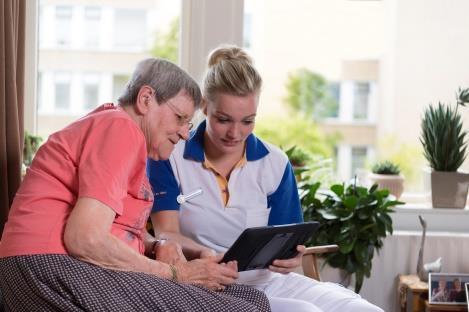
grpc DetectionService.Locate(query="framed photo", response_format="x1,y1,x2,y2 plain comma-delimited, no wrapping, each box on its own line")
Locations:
429,273,469,305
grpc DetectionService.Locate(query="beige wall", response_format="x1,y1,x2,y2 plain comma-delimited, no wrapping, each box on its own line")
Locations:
319,123,376,146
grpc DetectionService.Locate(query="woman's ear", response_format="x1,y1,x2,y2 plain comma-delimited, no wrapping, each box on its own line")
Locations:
135,86,154,114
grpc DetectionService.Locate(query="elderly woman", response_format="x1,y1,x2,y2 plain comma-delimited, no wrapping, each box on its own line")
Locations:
0,58,270,312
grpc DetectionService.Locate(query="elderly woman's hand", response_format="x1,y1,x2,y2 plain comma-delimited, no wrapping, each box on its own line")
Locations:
175,254,238,292
155,240,187,265
268,245,306,274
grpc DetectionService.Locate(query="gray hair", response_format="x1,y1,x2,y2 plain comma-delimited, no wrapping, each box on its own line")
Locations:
118,58,201,108
203,45,262,102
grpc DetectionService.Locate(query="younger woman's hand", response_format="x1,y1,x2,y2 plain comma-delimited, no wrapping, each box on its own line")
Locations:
199,248,217,259
268,245,306,274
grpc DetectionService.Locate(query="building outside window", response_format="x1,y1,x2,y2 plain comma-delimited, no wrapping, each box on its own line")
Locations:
351,146,368,179
353,82,370,120
36,0,181,138
113,9,146,51
84,7,101,49
83,73,100,110
54,73,71,110
55,6,73,47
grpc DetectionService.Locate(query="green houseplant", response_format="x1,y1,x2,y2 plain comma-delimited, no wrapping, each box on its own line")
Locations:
23,131,42,166
369,160,405,199
284,146,334,187
22,132,42,178
301,179,403,293
285,145,312,168
420,87,469,208
371,161,400,175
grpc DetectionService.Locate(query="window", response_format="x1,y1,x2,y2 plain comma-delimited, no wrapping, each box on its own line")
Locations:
351,147,368,179
36,0,181,138
83,74,100,110
55,6,73,47
113,9,146,50
353,82,370,120
244,0,450,193
54,73,71,110
84,7,101,48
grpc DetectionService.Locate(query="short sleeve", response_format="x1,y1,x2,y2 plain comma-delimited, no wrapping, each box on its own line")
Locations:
267,162,303,225
78,118,143,215
147,158,180,212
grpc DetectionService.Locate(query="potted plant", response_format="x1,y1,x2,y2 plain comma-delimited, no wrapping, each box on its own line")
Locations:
369,160,404,200
420,88,469,208
301,179,403,293
284,145,312,179
285,145,311,168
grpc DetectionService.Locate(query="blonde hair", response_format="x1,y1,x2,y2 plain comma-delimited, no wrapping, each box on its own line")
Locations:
203,45,262,102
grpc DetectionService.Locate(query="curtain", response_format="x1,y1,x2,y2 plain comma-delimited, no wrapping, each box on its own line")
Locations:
0,0,26,238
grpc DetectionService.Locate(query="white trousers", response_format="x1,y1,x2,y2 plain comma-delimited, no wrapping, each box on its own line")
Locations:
252,273,384,312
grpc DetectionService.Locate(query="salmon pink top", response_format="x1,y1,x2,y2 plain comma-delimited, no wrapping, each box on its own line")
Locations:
0,104,154,257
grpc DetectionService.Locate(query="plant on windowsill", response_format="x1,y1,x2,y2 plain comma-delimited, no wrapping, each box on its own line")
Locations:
284,145,312,180
22,131,42,178
285,145,311,168
284,146,334,187
420,87,469,208
369,160,405,200
301,178,403,293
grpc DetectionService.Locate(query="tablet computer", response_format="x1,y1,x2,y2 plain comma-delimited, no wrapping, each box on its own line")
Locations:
221,221,320,271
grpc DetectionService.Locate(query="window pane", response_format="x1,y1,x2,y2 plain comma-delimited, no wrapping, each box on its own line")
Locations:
54,73,71,110
113,9,146,50
353,82,369,120
84,7,101,48
55,6,73,47
245,0,469,194
83,73,100,110
37,0,181,139
351,147,368,179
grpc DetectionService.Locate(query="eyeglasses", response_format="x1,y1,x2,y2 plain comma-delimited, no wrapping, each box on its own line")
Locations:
165,99,194,130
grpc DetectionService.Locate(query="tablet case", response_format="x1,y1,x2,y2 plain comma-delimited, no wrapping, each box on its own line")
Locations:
221,221,320,271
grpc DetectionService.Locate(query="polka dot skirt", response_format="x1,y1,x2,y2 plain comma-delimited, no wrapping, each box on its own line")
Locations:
0,255,270,312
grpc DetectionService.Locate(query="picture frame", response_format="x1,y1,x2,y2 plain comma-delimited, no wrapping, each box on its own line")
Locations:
429,273,469,305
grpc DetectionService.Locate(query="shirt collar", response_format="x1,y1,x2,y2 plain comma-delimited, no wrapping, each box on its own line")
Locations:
183,120,269,162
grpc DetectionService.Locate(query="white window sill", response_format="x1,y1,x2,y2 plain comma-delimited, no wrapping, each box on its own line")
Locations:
392,204,469,233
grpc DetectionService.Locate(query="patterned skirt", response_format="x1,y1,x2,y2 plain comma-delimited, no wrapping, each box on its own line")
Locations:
0,255,271,312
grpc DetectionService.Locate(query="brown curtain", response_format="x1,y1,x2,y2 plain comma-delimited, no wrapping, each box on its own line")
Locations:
0,0,26,238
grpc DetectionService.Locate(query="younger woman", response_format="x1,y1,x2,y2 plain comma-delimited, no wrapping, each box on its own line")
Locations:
148,46,383,312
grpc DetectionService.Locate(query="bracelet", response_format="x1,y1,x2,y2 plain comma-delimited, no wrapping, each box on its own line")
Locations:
169,264,178,281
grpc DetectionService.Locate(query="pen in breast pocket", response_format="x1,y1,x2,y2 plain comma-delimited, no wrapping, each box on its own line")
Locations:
177,188,203,204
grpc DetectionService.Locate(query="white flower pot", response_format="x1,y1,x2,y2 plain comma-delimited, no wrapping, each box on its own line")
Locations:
369,173,405,200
